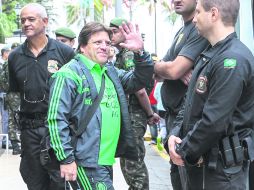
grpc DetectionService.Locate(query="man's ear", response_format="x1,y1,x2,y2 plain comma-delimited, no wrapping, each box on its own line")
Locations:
42,17,49,26
79,45,86,54
210,7,219,22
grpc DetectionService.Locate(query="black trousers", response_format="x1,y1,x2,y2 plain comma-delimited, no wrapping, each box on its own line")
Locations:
166,112,187,190
185,160,249,190
20,125,65,190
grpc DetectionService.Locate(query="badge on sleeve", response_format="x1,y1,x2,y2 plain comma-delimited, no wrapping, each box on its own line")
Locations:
47,60,59,73
176,33,184,45
196,76,208,94
224,59,237,69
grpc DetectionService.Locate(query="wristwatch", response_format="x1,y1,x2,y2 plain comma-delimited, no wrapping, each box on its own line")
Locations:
135,49,145,56
147,112,154,119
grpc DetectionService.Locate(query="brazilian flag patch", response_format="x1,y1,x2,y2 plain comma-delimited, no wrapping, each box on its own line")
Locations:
224,58,237,69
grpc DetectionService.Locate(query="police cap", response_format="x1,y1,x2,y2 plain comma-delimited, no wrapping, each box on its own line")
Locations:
110,17,128,28
55,27,76,39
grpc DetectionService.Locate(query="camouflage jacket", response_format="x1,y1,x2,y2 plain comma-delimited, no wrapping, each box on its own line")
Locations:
0,61,20,111
115,49,135,71
115,49,154,106
0,61,9,92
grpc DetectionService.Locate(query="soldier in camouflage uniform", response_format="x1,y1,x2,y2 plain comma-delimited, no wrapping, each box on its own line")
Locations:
110,17,160,190
0,45,21,155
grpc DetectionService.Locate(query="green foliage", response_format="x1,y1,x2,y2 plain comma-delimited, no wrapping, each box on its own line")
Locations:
0,0,35,42
160,0,179,24
94,8,103,22
0,13,13,43
167,11,178,25
2,0,19,29
20,0,36,4
65,0,104,25
66,4,82,25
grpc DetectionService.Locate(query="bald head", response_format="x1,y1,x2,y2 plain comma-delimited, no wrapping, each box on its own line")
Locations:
21,3,48,18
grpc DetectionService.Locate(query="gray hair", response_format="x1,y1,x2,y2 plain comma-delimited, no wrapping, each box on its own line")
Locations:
21,3,48,18
200,0,239,26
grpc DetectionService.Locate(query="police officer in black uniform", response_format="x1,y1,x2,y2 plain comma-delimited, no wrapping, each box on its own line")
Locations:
8,3,75,190
168,0,254,189
154,0,208,189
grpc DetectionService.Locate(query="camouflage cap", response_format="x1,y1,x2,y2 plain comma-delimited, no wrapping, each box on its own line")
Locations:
55,27,76,39
110,17,128,28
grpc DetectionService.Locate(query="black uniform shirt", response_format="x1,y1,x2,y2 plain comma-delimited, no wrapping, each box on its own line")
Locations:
174,33,254,164
8,38,75,114
161,20,208,113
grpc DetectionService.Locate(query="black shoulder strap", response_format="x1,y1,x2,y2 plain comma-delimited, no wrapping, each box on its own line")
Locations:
73,57,105,137
75,74,105,137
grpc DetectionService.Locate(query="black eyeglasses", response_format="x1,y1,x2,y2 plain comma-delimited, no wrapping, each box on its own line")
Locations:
23,61,47,104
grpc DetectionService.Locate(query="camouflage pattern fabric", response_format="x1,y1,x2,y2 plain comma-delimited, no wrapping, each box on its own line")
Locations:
115,49,135,70
120,106,149,190
0,62,20,141
6,92,20,141
115,49,149,189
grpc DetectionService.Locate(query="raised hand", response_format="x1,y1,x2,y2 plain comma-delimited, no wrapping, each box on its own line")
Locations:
119,22,144,52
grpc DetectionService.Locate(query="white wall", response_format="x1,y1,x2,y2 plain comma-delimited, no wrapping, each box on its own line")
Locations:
238,0,254,54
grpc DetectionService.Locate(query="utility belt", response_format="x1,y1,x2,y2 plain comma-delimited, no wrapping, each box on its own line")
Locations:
19,112,47,129
207,133,254,170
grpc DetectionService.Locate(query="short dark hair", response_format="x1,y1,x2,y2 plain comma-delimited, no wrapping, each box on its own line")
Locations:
1,47,10,56
77,22,112,52
201,0,239,26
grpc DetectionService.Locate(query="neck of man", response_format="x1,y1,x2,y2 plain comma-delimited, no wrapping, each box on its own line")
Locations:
208,24,235,46
27,34,48,57
182,12,195,23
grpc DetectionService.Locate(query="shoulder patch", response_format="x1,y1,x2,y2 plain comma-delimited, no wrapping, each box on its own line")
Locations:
48,60,59,73
195,76,208,94
176,33,184,45
224,59,237,69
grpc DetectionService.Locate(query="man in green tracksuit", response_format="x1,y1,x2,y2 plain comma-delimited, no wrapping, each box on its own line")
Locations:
47,22,153,190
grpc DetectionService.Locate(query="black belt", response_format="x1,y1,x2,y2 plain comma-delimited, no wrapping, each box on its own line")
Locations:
19,112,47,129
20,112,47,120
20,119,45,129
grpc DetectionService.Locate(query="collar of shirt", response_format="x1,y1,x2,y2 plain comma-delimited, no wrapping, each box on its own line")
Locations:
77,53,107,76
201,32,237,59
19,37,57,56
